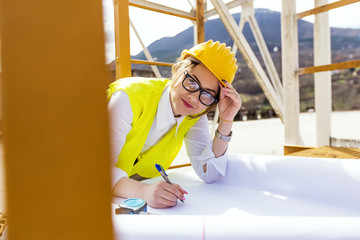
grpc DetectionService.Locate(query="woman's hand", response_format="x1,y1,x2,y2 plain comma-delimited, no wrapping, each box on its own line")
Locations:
143,181,188,209
113,177,188,209
218,81,242,121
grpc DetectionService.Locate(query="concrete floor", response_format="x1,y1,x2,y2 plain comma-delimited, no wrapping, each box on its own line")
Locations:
173,110,360,166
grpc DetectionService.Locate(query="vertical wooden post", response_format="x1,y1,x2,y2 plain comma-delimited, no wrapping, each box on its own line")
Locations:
114,0,132,79
0,0,113,239
281,0,301,145
314,0,331,146
0,33,2,131
196,0,205,43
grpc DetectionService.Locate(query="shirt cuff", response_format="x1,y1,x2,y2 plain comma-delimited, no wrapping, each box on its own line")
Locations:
189,141,229,183
111,166,128,189
201,143,228,177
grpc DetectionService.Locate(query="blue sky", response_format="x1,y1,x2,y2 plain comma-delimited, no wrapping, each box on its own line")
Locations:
102,0,360,63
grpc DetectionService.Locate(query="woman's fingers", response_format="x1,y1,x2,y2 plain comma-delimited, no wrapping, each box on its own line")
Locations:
221,83,241,103
218,80,242,121
173,183,188,195
220,81,240,98
224,90,241,102
146,181,187,208
163,182,186,201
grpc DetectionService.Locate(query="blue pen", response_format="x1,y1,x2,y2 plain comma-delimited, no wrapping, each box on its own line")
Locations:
155,164,184,203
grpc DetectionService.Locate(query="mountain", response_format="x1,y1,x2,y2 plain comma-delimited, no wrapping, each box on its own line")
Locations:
126,9,360,112
133,9,360,65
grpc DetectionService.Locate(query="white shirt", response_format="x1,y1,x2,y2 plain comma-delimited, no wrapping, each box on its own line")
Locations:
108,85,228,188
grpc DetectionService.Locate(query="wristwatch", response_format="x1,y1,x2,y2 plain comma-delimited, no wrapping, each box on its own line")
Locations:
215,129,232,142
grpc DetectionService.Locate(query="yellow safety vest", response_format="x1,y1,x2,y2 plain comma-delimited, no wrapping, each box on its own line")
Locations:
107,77,199,178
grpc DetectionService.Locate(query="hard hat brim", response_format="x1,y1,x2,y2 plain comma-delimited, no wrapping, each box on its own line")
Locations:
181,50,227,88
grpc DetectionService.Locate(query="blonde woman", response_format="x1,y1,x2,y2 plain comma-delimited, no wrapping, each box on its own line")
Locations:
108,40,241,208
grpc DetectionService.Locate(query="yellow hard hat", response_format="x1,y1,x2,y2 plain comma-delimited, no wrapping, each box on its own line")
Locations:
181,40,238,86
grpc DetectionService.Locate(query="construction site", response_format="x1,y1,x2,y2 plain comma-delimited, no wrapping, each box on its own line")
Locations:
1,0,360,239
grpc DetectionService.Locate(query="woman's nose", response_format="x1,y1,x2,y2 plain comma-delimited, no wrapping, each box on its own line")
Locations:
188,91,199,105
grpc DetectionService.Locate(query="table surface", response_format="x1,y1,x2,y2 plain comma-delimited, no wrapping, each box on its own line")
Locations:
112,153,360,240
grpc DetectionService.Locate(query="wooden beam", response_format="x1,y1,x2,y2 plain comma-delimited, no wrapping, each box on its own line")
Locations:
210,0,284,122
284,145,315,155
296,0,360,19
114,0,132,78
129,0,197,21
131,59,173,67
196,0,205,43
168,163,192,169
130,19,162,78
205,0,250,18
296,59,360,75
0,0,113,239
282,0,301,145
244,1,283,100
314,0,331,147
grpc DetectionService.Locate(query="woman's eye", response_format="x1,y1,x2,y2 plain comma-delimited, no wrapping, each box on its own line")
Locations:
187,79,198,88
190,81,197,87
202,91,213,99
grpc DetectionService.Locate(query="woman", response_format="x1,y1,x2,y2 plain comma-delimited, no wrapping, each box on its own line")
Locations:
108,40,241,208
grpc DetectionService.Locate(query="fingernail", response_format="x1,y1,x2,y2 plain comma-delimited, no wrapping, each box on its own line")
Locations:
182,196,186,201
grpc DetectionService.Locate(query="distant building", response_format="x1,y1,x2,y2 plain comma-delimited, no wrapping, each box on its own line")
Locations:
106,60,155,84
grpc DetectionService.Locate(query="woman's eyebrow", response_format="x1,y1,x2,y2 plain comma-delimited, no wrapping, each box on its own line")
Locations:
191,73,217,94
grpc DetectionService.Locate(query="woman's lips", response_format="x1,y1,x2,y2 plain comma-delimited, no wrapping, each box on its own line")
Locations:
181,99,194,108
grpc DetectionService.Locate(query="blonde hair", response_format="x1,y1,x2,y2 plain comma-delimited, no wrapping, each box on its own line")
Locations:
170,58,218,119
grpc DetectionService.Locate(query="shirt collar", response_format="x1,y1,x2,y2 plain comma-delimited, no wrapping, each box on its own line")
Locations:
155,85,184,135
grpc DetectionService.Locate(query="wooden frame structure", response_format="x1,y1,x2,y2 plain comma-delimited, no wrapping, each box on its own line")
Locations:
2,0,360,238
113,0,360,154
114,0,206,80
209,0,285,135
282,0,360,153
115,0,285,123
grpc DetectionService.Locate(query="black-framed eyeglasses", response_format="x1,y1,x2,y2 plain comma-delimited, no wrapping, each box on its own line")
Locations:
182,71,218,106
